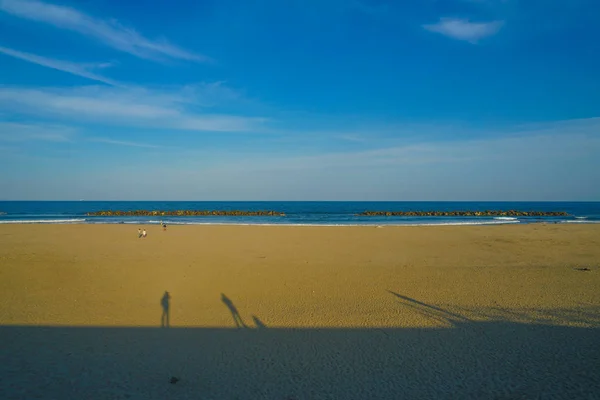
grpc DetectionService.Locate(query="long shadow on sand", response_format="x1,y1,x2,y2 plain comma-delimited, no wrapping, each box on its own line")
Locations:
387,290,470,325
160,291,171,328
221,293,248,329
1,295,598,400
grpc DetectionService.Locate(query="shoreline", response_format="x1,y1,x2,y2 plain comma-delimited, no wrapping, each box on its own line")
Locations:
0,219,597,226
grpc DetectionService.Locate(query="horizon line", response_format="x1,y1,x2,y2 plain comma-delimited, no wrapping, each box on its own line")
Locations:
1,200,599,203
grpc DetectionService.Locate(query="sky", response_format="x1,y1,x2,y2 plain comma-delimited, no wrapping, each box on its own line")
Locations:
0,0,599,201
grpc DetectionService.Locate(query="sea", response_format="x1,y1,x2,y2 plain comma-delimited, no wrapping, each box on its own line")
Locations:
0,201,599,226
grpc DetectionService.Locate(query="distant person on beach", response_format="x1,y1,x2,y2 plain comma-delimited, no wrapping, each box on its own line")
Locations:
142,229,147,238
138,228,142,238
163,222,167,231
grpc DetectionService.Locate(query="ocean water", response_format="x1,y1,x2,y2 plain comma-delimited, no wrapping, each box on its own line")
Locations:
0,201,599,226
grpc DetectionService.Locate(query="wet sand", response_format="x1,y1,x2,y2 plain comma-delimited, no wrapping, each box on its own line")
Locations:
1,224,599,399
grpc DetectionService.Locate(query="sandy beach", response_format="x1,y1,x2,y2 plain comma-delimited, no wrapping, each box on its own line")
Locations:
1,224,599,399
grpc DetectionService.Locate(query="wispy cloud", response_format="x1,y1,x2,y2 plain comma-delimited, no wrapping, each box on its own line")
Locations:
189,117,600,172
0,86,268,132
0,0,210,63
0,121,76,142
150,117,599,201
107,119,596,201
337,133,369,143
89,138,160,148
3,117,599,200
423,18,504,43
0,45,119,85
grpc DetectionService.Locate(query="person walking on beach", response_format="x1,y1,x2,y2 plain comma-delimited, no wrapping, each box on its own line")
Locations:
142,229,147,238
138,228,142,238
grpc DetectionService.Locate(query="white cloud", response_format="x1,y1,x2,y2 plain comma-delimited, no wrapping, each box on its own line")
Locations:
0,121,76,142
423,18,504,43
0,0,210,62
0,86,267,132
0,45,119,85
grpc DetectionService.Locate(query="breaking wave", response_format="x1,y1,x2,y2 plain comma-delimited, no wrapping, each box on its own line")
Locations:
0,219,86,224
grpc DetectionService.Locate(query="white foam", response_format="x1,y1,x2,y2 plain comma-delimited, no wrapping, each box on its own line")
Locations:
0,219,86,224
493,217,518,221
393,220,521,227
559,220,600,224
0,218,524,227
101,220,521,227
574,216,588,219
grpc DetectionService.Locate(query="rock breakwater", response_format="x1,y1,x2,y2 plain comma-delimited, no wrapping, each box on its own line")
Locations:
86,210,286,217
358,210,568,217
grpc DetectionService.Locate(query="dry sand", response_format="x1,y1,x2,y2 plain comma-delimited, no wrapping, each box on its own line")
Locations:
1,224,599,399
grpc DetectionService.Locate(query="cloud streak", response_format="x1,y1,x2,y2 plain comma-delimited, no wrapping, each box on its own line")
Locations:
89,138,160,148
156,117,600,171
0,86,268,132
0,45,119,85
2,117,599,200
0,121,76,142
0,0,210,63
423,18,504,43
143,117,599,201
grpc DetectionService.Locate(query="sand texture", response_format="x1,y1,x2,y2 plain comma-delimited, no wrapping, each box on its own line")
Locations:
1,224,599,399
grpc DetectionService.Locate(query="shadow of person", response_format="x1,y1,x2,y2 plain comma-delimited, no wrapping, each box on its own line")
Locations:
387,290,469,326
161,291,171,328
252,315,266,329
221,293,247,328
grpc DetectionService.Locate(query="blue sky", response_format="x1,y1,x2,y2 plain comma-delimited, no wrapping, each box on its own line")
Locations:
0,0,599,200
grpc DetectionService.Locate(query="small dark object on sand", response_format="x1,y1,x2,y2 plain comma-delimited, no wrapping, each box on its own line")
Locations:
574,267,591,271
170,377,180,384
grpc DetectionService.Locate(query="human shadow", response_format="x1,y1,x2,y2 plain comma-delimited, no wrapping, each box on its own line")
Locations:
387,290,470,326
252,315,266,329
221,293,247,328
161,291,171,328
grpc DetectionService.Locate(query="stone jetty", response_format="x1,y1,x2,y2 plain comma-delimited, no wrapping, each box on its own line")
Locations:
357,210,568,217
86,210,286,217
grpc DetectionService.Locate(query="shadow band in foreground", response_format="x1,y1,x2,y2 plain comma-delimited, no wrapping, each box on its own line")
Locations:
1,322,598,399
